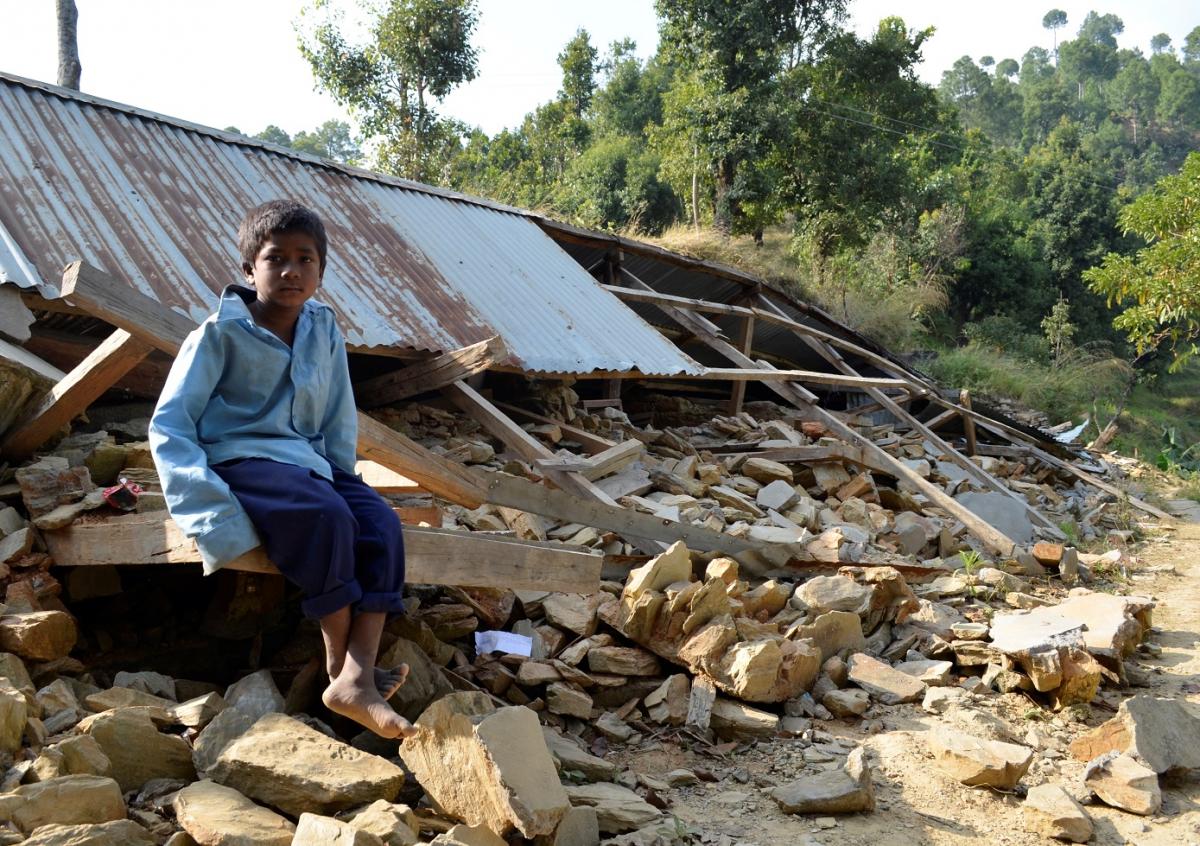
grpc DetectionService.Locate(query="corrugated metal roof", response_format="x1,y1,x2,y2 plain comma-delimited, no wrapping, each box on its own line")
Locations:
0,72,700,376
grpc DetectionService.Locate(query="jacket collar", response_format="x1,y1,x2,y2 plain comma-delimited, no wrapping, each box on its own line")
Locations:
215,285,326,323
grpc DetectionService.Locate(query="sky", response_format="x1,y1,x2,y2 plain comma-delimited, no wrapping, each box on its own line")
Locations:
0,1,1195,139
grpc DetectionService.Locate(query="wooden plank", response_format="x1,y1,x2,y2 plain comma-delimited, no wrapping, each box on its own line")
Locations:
444,381,666,555
728,315,754,415
356,413,490,508
535,439,644,481
354,460,422,493
1,329,153,460
604,284,755,317
618,268,1021,557
924,406,959,432
356,336,507,408
42,514,603,593
960,389,977,457
60,263,194,356
493,402,617,455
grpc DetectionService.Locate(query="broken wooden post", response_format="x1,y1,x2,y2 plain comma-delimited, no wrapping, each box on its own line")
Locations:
727,314,754,416
0,329,154,461
355,336,507,408
960,389,978,457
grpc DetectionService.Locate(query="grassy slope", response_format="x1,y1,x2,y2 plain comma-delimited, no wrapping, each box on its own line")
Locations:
645,225,1200,483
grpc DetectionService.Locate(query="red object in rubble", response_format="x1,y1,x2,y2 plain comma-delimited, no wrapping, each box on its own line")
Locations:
102,478,144,511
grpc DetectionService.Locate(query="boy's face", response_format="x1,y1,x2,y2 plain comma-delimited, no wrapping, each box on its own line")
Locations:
243,230,323,312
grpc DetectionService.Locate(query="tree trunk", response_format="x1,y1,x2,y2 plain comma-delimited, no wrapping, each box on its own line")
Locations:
56,0,81,90
691,143,700,232
713,156,735,236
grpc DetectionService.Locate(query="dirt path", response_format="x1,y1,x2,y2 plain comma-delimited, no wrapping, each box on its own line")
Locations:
615,522,1200,846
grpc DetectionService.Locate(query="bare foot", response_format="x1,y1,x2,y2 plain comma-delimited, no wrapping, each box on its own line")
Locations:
375,663,410,699
322,673,418,739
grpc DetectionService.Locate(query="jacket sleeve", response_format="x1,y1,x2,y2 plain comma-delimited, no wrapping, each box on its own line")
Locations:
148,322,261,572
320,316,359,475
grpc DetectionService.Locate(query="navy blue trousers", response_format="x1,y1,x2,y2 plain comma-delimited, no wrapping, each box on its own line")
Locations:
212,458,405,619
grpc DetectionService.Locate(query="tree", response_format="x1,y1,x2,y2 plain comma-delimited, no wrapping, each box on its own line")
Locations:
996,58,1019,78
292,119,361,163
1150,33,1172,55
1043,9,1067,58
1085,152,1200,366
254,125,292,147
654,0,847,233
593,40,672,138
298,0,479,182
1109,53,1159,146
56,0,81,90
558,29,598,118
1185,26,1200,65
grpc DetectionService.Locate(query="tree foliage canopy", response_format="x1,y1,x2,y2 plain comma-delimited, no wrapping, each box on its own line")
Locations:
1085,152,1200,366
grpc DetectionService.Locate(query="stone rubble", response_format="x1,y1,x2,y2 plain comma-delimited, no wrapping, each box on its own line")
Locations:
0,375,1180,845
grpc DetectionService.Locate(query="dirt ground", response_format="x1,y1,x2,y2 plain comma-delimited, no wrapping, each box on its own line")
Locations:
614,520,1200,846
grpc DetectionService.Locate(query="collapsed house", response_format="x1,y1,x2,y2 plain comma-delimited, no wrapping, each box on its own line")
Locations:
0,71,1191,845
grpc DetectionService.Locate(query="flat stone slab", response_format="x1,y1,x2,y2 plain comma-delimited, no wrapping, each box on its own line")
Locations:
771,747,874,814
928,726,1033,789
210,713,405,818
1070,695,1200,774
847,654,925,704
173,779,296,846
1022,783,1094,843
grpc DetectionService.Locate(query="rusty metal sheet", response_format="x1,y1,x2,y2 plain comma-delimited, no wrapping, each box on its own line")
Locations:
0,72,700,376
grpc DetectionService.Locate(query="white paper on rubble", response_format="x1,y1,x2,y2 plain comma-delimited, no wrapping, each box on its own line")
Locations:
474,630,533,657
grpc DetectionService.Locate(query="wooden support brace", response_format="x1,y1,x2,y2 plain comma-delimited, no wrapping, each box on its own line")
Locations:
617,267,1020,557
727,314,754,415
534,438,644,481
355,336,507,408
753,294,1063,538
1,329,153,461
960,389,978,457
493,402,617,455
42,513,602,593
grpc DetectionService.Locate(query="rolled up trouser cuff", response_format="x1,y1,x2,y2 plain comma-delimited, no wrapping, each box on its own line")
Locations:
301,580,363,619
356,591,407,615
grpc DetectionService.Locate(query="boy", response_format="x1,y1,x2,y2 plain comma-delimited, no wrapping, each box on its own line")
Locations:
150,200,416,739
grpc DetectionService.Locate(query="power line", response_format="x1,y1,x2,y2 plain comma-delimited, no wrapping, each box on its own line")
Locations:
794,100,1127,194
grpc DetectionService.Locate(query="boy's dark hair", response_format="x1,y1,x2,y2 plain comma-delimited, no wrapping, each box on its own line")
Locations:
237,200,328,272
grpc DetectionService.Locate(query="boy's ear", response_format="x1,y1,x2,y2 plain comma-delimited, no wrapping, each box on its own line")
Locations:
241,261,255,283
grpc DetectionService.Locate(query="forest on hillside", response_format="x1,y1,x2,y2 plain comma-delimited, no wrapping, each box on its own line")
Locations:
244,2,1200,416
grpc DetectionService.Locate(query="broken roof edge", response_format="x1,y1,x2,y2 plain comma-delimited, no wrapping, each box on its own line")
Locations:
0,71,535,220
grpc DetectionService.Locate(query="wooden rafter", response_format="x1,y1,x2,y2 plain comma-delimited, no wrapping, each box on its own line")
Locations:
355,336,507,408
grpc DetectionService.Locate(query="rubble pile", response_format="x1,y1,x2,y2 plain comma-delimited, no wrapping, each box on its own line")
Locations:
0,348,1189,844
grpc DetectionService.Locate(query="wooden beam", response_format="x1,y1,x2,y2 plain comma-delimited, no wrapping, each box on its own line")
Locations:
604,284,755,318
618,268,1021,557
534,438,644,481
753,294,1064,539
494,402,617,455
56,263,772,563
355,336,507,408
960,389,977,457
1,329,153,460
354,460,423,493
444,381,666,555
924,406,959,432
42,513,602,593
727,315,754,415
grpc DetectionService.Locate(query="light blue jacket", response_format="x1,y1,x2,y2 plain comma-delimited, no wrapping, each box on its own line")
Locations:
149,286,358,574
